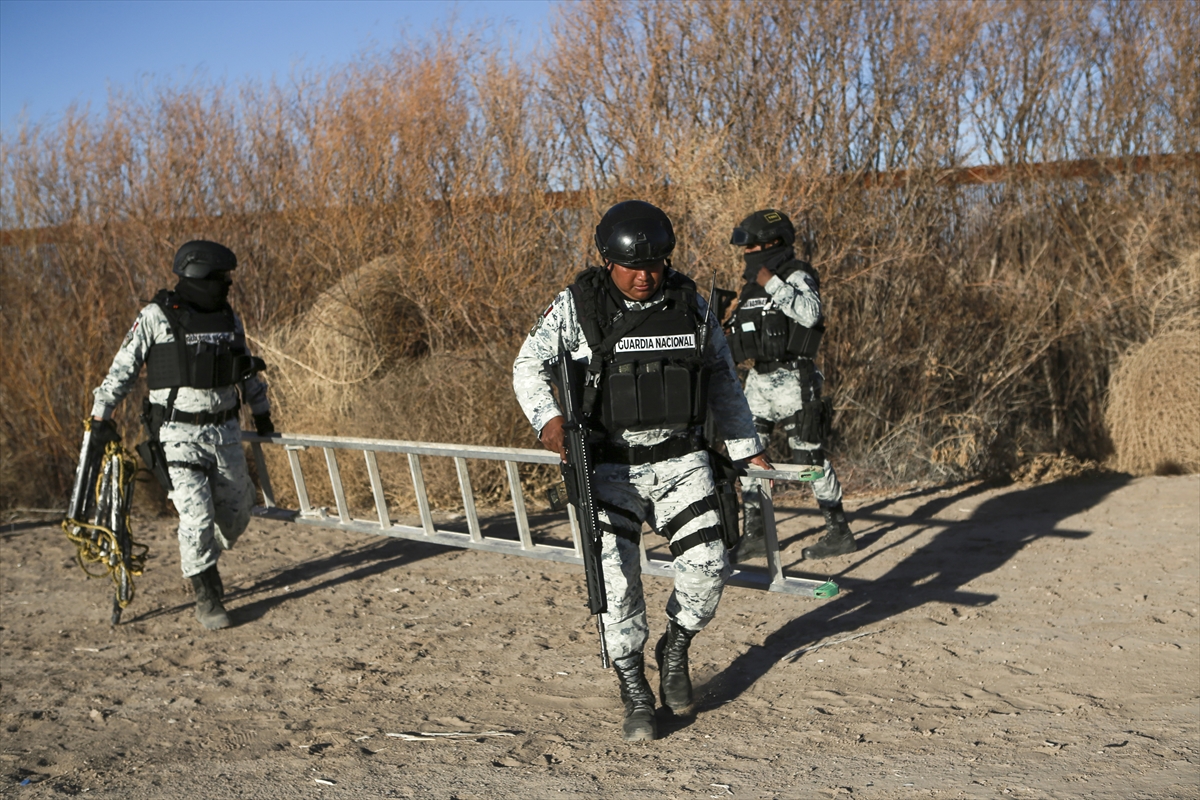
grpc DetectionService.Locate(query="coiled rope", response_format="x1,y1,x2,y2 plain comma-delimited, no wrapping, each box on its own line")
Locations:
61,438,149,611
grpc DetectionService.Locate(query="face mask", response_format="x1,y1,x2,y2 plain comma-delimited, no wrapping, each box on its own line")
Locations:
742,246,793,282
175,276,231,312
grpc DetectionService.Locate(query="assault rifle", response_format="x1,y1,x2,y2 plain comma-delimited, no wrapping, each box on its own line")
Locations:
696,271,737,357
547,345,610,668
697,272,717,357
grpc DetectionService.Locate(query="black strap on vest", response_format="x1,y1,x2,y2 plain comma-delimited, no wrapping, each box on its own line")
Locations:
153,290,189,420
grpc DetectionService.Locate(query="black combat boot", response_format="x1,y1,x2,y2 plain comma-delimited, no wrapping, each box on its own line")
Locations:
655,619,698,714
733,499,766,562
802,503,856,560
206,563,224,600
612,652,657,741
190,566,231,630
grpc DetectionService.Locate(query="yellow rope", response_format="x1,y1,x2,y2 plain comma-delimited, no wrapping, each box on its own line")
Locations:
61,440,149,609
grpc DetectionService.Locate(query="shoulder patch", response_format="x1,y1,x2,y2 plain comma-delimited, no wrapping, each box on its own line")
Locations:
121,319,140,347
528,302,554,337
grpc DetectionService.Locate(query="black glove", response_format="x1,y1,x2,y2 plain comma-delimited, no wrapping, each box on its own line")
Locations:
742,245,792,282
253,413,275,436
90,418,121,444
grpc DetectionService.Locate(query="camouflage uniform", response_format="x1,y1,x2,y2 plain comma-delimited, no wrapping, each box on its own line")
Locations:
513,276,761,660
92,302,270,578
739,267,843,509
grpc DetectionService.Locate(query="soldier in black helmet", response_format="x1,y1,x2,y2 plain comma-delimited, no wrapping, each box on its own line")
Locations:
724,209,856,561
513,201,769,741
89,240,273,630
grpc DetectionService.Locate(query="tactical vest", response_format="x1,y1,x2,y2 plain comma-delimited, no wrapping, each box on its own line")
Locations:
144,290,263,391
725,260,824,367
568,268,710,434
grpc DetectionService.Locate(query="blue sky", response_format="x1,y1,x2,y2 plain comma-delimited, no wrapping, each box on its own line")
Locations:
0,0,554,132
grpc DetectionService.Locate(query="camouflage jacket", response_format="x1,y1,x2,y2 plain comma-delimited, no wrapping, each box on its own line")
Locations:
750,262,822,328
91,300,270,445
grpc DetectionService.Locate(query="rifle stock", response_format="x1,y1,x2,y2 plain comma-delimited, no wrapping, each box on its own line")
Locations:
548,347,610,668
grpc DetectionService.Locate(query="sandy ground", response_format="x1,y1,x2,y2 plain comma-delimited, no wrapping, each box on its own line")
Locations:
1,471,1197,799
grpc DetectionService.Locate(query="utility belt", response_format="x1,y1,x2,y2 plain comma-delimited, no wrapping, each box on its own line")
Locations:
595,430,705,466
136,402,240,493
753,356,813,374
153,405,241,426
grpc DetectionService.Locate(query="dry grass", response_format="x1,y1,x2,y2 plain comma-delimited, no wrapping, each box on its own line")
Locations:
1105,331,1200,477
1104,248,1199,476
2,0,1197,510
1010,452,1106,485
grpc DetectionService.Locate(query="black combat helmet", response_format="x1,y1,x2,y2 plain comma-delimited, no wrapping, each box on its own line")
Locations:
172,240,238,279
730,209,795,248
594,200,676,267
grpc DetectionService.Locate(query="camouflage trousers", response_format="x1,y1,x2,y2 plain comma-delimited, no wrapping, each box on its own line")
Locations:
743,363,843,507
163,439,254,578
594,450,730,661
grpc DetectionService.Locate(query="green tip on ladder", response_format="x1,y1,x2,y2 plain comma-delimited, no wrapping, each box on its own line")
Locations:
814,580,839,599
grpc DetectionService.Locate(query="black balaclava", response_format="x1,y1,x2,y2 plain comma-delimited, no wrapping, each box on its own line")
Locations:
175,274,231,312
742,246,794,282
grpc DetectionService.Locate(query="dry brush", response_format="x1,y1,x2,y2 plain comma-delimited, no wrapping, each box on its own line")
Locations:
2,0,1196,511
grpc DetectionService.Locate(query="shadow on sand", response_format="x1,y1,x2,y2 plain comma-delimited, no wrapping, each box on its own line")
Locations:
691,474,1132,716
124,535,452,626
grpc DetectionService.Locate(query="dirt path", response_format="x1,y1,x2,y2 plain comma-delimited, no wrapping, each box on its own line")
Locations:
2,473,1197,799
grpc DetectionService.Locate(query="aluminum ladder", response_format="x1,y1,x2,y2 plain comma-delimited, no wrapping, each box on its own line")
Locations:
243,431,838,598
